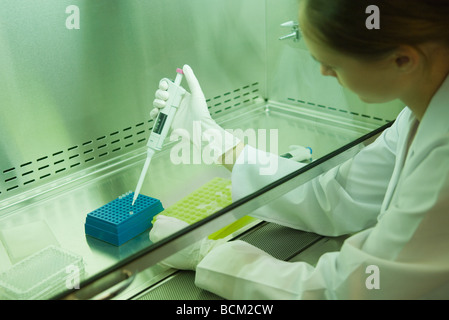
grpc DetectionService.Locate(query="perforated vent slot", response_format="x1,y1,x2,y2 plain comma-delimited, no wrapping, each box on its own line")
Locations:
286,97,393,123
207,82,261,116
1,120,153,198
0,82,262,199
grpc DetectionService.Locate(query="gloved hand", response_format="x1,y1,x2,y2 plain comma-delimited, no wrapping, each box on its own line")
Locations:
281,145,312,162
149,215,228,271
151,65,240,162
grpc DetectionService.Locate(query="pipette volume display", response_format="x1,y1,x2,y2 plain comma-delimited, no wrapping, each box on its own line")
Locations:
131,68,186,206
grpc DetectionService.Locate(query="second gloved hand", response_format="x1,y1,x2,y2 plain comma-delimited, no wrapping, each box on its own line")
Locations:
149,215,228,271
151,65,241,162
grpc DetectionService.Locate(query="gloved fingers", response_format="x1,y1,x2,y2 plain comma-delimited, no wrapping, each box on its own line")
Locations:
159,245,200,271
160,237,226,271
155,88,169,101
149,214,201,271
183,64,205,99
153,97,166,109
149,215,190,243
154,214,189,226
149,214,229,271
289,145,302,151
151,81,169,119
159,79,169,91
287,144,312,162
199,237,229,258
152,84,169,117
152,215,190,233
149,108,159,120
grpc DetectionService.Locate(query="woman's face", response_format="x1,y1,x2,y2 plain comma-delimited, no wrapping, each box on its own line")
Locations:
299,6,405,104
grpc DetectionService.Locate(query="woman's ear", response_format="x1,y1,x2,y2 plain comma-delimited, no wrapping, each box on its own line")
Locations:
395,55,410,67
394,45,420,73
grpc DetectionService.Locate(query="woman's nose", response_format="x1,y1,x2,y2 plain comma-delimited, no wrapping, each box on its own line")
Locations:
320,65,337,78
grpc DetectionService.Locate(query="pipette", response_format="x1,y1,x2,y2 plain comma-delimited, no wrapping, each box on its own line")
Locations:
131,68,186,206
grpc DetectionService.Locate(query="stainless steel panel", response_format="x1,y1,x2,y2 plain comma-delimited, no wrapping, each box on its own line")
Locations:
0,0,266,202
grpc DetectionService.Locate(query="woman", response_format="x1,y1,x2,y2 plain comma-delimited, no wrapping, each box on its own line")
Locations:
150,0,449,299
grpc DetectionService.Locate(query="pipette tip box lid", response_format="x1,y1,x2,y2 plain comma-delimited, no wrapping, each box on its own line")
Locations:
85,192,164,246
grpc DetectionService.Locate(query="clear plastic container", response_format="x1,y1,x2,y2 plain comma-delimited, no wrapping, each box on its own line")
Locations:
0,245,85,300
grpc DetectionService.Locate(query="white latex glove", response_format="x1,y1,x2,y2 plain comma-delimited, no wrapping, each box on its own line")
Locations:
149,215,228,271
282,145,312,162
152,65,240,162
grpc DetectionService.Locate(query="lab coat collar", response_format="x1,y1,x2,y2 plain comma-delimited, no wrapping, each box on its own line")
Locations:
378,75,448,218
410,74,449,153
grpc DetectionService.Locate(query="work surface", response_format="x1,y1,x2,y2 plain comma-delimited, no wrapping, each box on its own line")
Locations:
0,103,376,299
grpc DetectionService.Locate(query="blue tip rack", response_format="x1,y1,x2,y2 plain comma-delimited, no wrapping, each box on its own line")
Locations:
85,192,164,246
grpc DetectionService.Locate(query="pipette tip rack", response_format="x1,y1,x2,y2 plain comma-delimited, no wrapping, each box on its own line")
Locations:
85,191,163,246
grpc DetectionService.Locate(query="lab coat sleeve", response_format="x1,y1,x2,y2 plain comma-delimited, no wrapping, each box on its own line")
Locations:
230,114,404,236
195,140,449,299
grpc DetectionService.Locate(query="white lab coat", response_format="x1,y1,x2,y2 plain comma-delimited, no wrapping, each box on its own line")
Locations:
194,75,449,299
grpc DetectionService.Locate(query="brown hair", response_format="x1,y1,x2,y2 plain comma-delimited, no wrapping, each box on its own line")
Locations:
302,0,449,60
